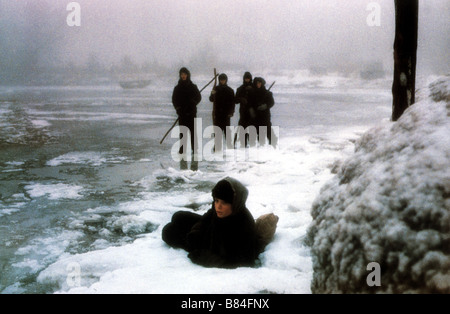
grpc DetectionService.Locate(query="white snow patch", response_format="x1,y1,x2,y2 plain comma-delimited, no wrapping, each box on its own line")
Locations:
25,183,84,200
46,151,127,167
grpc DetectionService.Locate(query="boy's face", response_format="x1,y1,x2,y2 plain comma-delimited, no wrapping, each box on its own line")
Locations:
180,73,188,81
219,79,226,85
256,81,262,89
214,198,233,218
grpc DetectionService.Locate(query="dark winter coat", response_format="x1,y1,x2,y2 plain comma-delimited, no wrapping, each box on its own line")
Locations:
236,78,254,128
186,177,258,268
172,69,202,119
249,82,274,127
210,83,235,128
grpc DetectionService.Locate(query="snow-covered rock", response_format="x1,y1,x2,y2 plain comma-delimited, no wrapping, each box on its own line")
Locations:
306,76,450,293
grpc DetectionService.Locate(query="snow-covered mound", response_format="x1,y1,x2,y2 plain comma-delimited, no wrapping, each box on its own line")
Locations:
306,76,450,293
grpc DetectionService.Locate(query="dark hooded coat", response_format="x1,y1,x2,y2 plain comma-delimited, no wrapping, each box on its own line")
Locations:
172,67,202,120
162,177,258,269
209,74,235,132
172,67,202,153
248,77,274,129
235,72,254,128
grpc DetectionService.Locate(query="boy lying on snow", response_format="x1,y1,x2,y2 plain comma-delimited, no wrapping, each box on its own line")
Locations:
162,177,278,268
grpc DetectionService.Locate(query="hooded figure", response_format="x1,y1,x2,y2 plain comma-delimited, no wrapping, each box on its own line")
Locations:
162,177,258,268
172,67,202,170
249,77,275,146
235,72,255,147
209,73,235,145
172,67,201,118
235,72,254,128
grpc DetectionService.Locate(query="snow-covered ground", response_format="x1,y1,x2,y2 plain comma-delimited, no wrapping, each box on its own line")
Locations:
36,130,365,293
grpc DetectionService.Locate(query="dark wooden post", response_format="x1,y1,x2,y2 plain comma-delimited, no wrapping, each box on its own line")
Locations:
392,0,419,121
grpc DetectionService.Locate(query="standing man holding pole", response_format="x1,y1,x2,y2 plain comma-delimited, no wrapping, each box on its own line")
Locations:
209,73,235,151
172,67,202,170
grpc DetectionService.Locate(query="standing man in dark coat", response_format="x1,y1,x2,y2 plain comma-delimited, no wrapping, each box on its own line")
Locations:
249,77,276,146
209,73,235,150
235,72,255,147
162,177,259,268
172,67,202,170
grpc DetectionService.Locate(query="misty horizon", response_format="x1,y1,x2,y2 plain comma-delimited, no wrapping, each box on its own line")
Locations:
0,0,448,85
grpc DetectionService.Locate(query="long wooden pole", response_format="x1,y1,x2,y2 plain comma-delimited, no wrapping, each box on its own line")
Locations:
212,68,218,124
160,73,219,145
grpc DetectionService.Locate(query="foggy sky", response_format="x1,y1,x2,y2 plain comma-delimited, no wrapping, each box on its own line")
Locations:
0,0,449,78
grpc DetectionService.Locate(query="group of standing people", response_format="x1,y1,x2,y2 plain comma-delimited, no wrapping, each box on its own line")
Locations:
234,72,275,148
171,67,276,170
212,71,275,149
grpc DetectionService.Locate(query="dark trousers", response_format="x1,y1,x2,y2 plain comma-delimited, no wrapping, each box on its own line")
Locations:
256,113,275,145
178,116,196,156
213,116,231,150
162,211,202,251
